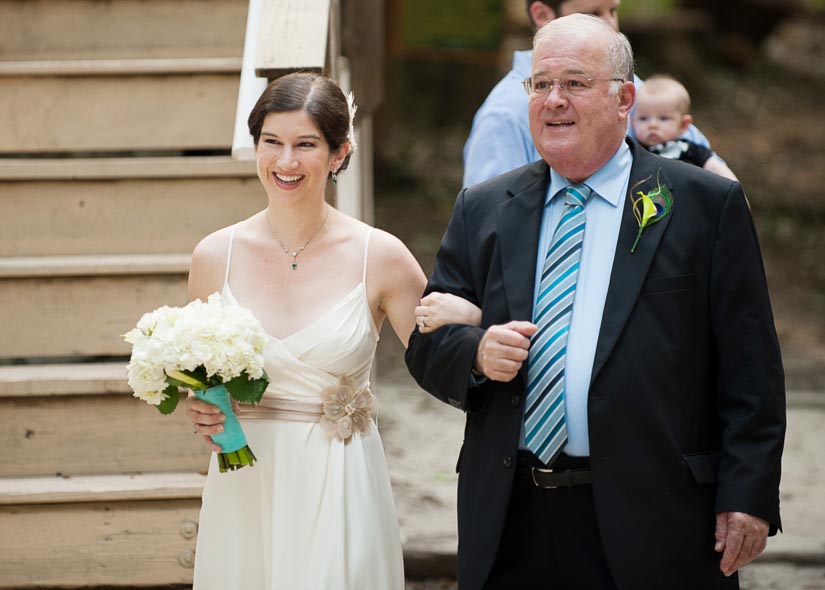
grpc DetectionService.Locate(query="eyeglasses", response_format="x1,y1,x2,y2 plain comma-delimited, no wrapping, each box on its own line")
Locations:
523,75,625,97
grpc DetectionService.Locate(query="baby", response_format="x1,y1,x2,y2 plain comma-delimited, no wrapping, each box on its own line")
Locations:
633,75,738,182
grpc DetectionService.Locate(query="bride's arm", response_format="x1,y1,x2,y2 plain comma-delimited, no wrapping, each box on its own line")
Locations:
186,228,232,451
369,230,427,348
368,229,482,347
415,292,481,333
188,228,230,302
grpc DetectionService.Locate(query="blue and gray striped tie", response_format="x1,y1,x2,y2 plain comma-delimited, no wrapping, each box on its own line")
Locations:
524,183,592,466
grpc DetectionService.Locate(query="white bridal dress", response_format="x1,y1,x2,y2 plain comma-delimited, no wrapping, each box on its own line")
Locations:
193,226,404,589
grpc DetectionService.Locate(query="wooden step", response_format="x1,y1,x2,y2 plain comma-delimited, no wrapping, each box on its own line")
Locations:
0,362,132,396
0,154,256,180
0,0,247,60
0,472,203,587
0,363,209,477
0,472,205,505
0,255,190,358
0,254,190,278
0,57,242,77
0,156,261,256
0,60,240,153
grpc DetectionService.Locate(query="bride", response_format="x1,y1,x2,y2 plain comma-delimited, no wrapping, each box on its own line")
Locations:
185,72,479,588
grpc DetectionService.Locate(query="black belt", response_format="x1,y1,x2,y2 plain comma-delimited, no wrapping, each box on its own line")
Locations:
516,452,593,489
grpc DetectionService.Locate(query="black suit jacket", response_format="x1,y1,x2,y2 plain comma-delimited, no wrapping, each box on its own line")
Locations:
405,140,786,590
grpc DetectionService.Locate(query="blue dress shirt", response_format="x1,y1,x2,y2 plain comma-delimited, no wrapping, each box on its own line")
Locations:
518,141,634,457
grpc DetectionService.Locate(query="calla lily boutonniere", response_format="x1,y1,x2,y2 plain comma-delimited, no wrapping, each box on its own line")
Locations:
630,170,673,253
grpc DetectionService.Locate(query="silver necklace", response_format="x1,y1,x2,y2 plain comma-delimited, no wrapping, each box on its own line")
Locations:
266,207,330,270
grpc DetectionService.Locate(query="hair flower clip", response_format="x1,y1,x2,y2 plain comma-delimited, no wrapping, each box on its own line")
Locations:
319,376,376,442
630,169,673,253
345,91,358,153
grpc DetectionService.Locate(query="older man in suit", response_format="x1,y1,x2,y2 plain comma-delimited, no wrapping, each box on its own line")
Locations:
406,14,785,590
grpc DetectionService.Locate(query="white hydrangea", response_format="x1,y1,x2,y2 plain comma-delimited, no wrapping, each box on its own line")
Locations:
125,293,269,404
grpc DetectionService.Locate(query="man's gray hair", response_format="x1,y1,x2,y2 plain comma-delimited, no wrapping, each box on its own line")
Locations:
533,13,634,93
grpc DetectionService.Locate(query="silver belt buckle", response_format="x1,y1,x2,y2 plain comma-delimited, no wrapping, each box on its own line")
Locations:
531,467,557,489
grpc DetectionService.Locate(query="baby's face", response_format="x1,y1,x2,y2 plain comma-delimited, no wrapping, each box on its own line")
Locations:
632,94,689,147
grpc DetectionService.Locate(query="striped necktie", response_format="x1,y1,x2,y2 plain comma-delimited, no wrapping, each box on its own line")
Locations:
524,183,592,466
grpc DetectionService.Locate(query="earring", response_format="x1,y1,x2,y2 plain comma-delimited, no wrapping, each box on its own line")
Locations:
331,169,338,184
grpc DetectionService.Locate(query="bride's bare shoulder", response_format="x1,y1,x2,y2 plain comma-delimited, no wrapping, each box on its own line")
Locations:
366,227,424,284
189,224,242,300
368,227,412,262
192,225,235,263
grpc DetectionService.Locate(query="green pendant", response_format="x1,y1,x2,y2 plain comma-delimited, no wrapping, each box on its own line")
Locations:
291,263,297,270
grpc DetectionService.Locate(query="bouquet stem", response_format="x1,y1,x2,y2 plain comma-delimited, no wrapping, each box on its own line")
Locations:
217,446,258,472
194,384,257,473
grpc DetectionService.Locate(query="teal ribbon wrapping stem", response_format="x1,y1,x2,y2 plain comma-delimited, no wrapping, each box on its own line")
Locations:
194,384,248,454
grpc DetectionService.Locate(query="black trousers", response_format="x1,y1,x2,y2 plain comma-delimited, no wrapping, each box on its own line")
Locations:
483,453,618,590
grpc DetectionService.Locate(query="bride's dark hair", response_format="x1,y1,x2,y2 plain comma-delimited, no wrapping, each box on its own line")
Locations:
248,72,352,175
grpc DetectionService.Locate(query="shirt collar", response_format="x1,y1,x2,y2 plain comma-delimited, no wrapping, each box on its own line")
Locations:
546,141,632,208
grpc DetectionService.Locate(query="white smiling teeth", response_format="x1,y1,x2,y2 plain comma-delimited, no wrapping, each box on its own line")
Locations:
275,173,302,183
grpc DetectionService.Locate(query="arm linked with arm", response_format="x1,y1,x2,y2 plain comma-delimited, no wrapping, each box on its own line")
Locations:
415,292,482,333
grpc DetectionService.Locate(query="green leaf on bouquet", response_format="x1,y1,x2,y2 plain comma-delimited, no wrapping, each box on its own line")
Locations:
224,371,270,404
156,385,180,415
166,368,209,390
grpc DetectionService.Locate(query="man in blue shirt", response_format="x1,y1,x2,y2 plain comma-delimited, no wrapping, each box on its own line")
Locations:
463,0,715,187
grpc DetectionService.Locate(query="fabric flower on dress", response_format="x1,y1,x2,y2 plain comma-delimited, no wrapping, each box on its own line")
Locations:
320,377,377,442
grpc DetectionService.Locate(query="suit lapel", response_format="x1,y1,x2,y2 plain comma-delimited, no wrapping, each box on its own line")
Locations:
590,142,675,386
497,161,549,322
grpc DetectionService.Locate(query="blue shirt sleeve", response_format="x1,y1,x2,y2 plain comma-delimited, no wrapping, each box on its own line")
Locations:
463,109,537,188
462,52,539,187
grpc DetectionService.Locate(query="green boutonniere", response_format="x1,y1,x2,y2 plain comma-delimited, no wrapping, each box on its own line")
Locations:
630,170,673,253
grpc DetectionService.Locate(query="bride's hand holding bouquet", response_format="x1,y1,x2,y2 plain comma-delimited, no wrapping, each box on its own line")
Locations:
124,293,270,472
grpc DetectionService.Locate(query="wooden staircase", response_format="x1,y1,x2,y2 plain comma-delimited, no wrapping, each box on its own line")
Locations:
0,0,262,586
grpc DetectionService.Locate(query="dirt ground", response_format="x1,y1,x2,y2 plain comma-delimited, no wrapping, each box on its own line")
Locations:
404,563,825,589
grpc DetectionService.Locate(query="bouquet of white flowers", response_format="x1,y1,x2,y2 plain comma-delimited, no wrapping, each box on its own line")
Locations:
124,293,270,472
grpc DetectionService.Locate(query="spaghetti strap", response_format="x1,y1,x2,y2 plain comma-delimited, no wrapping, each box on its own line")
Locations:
224,225,238,287
362,227,373,284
